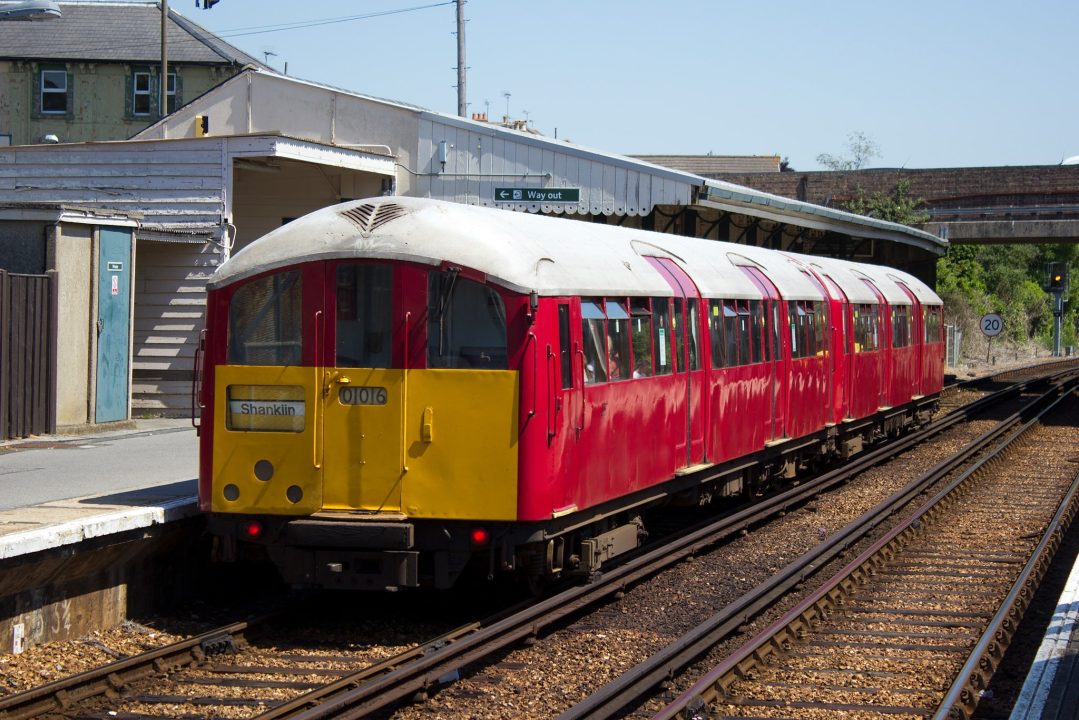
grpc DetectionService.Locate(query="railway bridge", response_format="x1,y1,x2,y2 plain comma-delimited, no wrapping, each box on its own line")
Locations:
703,164,1079,246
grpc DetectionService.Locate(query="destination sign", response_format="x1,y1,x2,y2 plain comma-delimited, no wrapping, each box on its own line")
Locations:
494,187,580,203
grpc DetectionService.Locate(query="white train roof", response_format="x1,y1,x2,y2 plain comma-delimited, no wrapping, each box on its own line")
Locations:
210,197,941,306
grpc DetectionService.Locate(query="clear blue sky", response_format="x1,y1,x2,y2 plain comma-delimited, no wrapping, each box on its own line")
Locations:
171,0,1077,170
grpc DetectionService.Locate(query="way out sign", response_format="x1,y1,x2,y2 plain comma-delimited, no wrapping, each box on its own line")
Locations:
494,187,580,203
980,314,1003,337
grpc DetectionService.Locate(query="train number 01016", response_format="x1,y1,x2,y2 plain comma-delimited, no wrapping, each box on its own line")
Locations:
338,386,388,406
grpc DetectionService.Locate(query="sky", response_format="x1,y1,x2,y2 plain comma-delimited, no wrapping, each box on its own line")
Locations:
163,0,1078,170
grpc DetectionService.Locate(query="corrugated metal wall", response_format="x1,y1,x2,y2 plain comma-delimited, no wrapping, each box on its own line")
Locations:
0,141,226,232
415,117,695,216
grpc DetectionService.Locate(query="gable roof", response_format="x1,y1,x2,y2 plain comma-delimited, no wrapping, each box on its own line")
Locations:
0,1,265,66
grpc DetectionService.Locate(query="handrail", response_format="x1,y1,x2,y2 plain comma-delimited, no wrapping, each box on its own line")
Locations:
547,344,556,443
312,310,322,470
401,311,410,474
527,332,537,418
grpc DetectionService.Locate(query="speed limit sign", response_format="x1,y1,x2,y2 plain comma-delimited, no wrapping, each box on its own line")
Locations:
980,313,1003,337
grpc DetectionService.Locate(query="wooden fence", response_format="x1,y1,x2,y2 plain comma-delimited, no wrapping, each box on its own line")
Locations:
0,270,57,440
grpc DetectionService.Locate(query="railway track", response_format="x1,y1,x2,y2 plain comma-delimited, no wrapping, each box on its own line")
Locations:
653,373,1079,719
1,363,1074,719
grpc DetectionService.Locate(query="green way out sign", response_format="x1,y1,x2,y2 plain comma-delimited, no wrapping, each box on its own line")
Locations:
495,187,580,203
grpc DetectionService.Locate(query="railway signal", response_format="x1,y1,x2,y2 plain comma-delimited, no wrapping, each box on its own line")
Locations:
1046,262,1070,356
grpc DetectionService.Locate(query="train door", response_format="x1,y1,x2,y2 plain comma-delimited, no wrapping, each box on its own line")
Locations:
646,257,706,466
741,266,787,442
820,274,852,422
897,283,923,398
320,262,404,512
861,280,888,409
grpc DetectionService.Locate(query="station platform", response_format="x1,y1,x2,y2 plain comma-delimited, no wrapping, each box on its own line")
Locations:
1010,554,1079,719
0,419,198,561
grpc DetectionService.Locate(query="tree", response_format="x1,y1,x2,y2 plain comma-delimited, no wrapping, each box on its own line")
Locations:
816,131,880,171
844,179,930,226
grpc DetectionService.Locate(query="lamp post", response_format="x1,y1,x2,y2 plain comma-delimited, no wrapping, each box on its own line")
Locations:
0,1,61,20
160,0,168,118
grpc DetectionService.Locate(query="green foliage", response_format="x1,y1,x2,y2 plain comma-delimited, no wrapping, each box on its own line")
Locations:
844,179,930,226
935,243,1077,350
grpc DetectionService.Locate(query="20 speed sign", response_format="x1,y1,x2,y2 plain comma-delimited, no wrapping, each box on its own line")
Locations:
980,313,1004,337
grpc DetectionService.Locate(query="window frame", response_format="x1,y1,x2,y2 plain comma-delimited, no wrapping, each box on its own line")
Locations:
39,68,68,115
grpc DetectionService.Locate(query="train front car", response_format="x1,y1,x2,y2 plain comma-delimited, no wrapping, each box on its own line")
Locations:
198,199,532,590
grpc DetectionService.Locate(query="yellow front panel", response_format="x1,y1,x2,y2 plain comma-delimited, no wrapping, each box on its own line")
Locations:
401,370,518,521
212,365,323,514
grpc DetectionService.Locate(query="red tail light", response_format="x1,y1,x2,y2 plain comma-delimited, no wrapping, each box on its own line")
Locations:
470,527,489,546
244,520,263,538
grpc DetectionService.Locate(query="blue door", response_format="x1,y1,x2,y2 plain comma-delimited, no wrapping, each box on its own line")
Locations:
96,228,132,423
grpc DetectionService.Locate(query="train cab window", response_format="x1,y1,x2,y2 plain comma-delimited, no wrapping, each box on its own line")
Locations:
427,272,507,369
606,300,632,381
853,304,880,352
227,270,303,366
581,299,607,384
652,297,673,375
630,299,653,378
891,305,912,348
559,304,573,389
335,264,392,368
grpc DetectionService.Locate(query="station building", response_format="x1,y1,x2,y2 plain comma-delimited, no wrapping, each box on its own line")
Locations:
0,68,945,419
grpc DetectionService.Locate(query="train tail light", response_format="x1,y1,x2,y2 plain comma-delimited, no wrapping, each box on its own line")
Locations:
470,527,490,547
243,520,264,539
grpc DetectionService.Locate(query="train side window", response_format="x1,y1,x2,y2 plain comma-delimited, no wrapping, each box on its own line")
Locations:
769,301,781,362
686,298,700,371
335,264,392,368
558,304,573,389
673,298,686,372
630,299,653,378
722,300,738,367
853,303,879,352
581,299,607,384
737,301,751,365
652,297,673,375
787,302,803,359
607,300,632,381
708,300,726,369
228,269,303,366
804,302,817,357
427,272,508,369
892,305,911,348
748,300,764,363
925,306,942,344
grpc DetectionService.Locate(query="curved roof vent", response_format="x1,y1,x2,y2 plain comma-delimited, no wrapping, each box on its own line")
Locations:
340,202,407,233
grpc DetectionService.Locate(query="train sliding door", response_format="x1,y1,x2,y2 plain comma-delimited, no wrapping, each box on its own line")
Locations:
741,266,788,443
647,257,706,467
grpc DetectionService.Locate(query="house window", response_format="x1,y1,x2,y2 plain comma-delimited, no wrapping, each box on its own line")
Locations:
40,69,67,114
133,71,152,116
132,70,178,117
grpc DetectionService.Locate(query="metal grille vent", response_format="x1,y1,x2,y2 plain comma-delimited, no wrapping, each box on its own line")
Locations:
340,203,407,233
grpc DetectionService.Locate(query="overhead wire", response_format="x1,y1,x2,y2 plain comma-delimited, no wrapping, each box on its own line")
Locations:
6,2,455,59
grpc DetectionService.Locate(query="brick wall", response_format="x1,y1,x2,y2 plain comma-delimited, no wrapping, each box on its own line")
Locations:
711,165,1079,212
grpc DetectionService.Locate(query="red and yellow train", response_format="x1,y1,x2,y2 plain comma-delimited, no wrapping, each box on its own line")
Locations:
197,197,945,590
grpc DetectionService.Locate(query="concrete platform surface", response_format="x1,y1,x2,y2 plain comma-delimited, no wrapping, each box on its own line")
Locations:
0,420,198,560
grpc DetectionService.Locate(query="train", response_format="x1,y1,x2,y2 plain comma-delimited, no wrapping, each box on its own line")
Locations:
196,196,945,591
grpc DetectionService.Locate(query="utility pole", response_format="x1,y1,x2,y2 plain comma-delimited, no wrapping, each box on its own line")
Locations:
160,0,168,118
456,0,466,117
